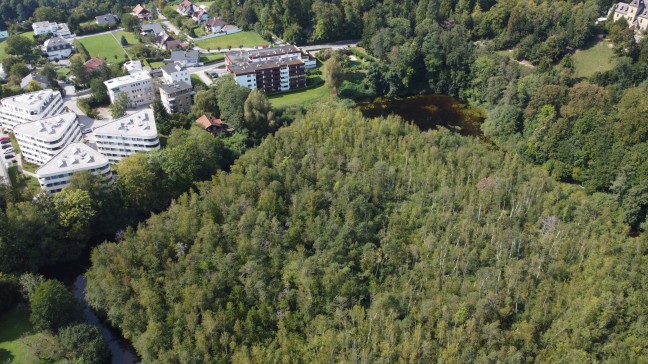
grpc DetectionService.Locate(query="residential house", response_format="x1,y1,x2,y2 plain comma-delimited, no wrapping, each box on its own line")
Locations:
157,32,177,50
163,39,187,51
0,30,8,41
133,4,153,21
159,81,194,113
221,24,240,34
20,73,49,90
204,17,227,34
36,143,112,193
161,63,190,84
141,22,165,36
95,14,119,27
32,22,72,38
613,0,648,32
83,57,107,73
123,60,143,74
196,115,233,135
191,8,209,23
41,36,72,60
176,0,197,16
169,50,200,67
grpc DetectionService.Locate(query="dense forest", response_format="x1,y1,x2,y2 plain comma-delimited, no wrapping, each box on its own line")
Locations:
86,109,648,362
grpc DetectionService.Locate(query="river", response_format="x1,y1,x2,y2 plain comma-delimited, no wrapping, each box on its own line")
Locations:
356,94,486,137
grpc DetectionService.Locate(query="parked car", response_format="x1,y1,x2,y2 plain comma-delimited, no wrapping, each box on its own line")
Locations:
3,148,14,154
82,128,92,134
3,153,14,160
1,143,11,149
208,70,219,78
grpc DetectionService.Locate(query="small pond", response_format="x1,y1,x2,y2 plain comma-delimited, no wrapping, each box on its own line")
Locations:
356,94,485,137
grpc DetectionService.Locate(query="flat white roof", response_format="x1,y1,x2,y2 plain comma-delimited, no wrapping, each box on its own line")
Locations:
13,112,77,141
94,109,157,138
0,89,60,111
104,70,151,88
36,142,109,176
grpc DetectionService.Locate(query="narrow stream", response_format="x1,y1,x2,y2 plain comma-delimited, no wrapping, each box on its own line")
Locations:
71,275,137,364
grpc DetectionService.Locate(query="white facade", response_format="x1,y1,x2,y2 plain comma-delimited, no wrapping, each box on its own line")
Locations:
35,143,112,193
104,71,155,108
161,63,190,84
32,21,72,37
123,60,143,74
94,109,160,163
0,89,65,131
14,112,82,165
42,36,72,60
234,73,257,89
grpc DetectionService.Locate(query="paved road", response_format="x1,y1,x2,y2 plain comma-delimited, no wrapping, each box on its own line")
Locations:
187,61,227,86
300,40,359,51
158,14,185,39
0,133,10,186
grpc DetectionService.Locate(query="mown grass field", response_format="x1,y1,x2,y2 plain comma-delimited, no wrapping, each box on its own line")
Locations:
269,63,330,108
78,32,130,63
199,53,224,64
195,31,267,50
0,32,35,61
572,39,615,78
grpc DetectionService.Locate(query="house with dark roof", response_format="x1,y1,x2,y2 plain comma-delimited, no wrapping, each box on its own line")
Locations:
95,14,119,27
141,22,165,36
132,4,152,20
84,57,107,72
204,17,227,33
169,50,201,67
41,36,73,60
20,73,49,90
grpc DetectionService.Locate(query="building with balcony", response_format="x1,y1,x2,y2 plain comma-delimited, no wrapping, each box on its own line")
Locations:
161,63,190,84
94,109,160,162
13,112,82,165
35,143,112,193
104,71,155,108
224,45,315,92
159,81,194,114
0,89,65,131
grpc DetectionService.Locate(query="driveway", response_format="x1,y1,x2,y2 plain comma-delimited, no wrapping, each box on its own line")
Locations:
158,14,185,38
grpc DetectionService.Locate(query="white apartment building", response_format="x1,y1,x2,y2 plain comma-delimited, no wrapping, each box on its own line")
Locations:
32,21,72,37
104,71,155,108
161,63,190,84
94,109,160,163
35,143,112,193
0,89,65,131
14,112,82,165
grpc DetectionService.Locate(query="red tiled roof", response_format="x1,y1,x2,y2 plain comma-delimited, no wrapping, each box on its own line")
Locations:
83,57,106,71
133,4,149,15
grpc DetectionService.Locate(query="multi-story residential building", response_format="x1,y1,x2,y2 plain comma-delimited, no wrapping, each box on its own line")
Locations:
94,109,160,162
0,89,65,131
614,0,648,31
225,45,316,92
41,36,72,60
35,143,112,193
159,81,194,114
13,112,82,165
161,63,190,84
104,71,155,108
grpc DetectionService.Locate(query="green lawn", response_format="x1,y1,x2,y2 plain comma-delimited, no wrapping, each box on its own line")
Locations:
572,39,615,79
78,33,130,63
0,32,35,61
150,61,165,69
0,306,33,364
269,62,331,108
56,67,70,78
114,30,140,46
195,32,268,50
199,53,224,64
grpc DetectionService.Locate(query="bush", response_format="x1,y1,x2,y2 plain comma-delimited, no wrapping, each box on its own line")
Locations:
0,274,21,313
58,323,110,364
30,280,83,332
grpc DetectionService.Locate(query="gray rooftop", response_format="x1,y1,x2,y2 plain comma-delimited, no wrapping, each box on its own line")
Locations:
13,112,77,141
226,45,301,64
20,73,49,89
141,22,164,34
227,57,304,75
36,143,109,177
96,14,119,26
44,36,71,49
161,62,183,75
159,80,192,94
93,109,157,138
170,50,199,62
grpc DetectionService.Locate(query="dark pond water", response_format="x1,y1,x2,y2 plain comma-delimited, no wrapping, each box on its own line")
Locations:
356,94,486,137
41,258,138,364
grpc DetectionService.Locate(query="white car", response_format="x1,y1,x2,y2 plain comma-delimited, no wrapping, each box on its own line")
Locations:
82,128,93,134
3,148,14,154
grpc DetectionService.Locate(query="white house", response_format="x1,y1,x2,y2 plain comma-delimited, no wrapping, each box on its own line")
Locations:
94,109,160,163
41,36,72,60
13,112,82,165
613,0,648,32
35,143,112,193
161,63,190,84
32,21,72,37
104,71,155,108
0,89,65,131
